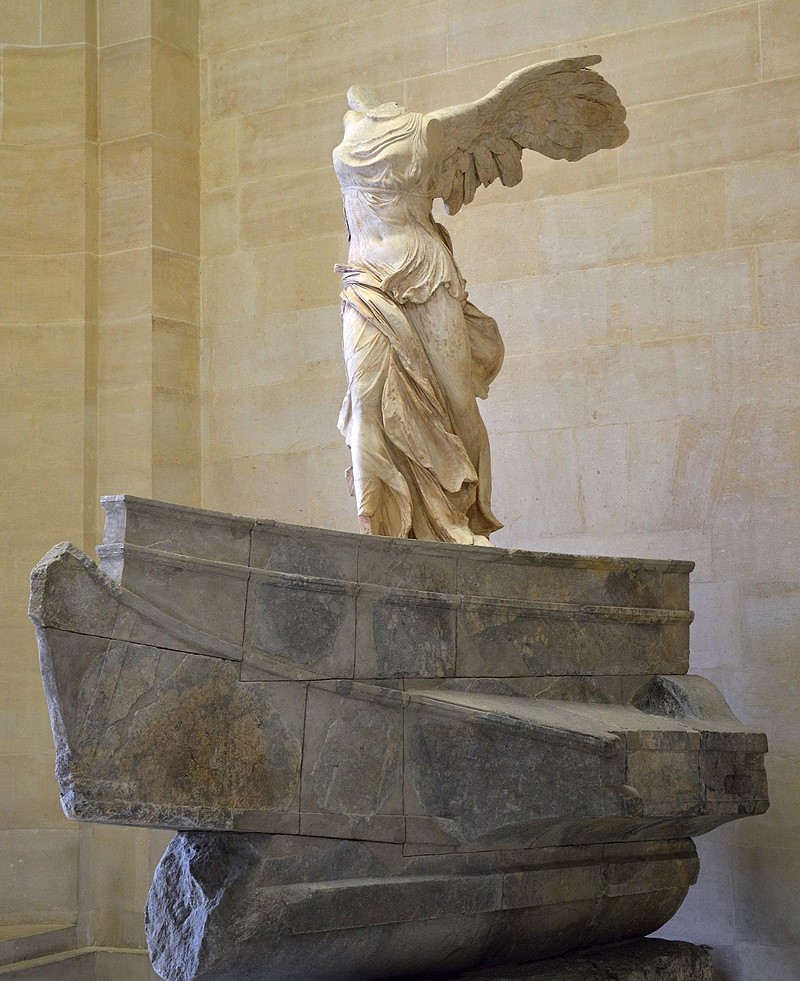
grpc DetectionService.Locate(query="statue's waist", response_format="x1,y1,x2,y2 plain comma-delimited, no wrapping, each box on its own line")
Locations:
340,184,432,201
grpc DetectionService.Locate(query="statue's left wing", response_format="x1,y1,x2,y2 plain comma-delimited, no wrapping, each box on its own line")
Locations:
429,55,628,215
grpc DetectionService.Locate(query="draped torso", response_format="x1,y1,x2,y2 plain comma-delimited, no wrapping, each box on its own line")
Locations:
333,111,464,305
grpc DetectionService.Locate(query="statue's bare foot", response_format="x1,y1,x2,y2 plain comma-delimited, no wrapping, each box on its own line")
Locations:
472,535,494,547
358,514,372,535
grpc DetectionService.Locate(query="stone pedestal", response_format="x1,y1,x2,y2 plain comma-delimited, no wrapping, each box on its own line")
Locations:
145,832,699,981
28,497,767,981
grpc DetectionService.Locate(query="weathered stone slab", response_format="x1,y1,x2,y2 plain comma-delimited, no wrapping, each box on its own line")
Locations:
299,681,405,841
250,517,359,580
145,835,699,981
404,692,628,848
102,494,253,565
29,507,768,841
355,584,459,679
97,543,250,648
34,614,305,830
456,597,690,677
243,570,356,679
358,535,458,592
456,548,690,610
30,543,242,661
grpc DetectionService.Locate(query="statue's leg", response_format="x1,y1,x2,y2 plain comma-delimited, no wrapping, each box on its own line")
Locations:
408,288,497,538
411,288,487,463
342,304,411,537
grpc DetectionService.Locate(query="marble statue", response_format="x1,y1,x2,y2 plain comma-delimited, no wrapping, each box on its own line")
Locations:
334,56,629,544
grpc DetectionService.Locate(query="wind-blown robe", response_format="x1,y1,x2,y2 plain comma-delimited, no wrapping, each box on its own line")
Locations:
334,110,504,543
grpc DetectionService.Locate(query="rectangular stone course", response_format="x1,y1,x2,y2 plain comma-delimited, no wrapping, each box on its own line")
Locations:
101,494,253,565
458,549,693,609
250,517,359,580
104,496,693,612
243,570,357,679
355,584,458,679
101,497,694,682
357,535,458,592
97,541,250,648
299,681,406,835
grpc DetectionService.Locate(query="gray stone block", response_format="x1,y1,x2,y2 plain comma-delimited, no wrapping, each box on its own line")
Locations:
97,543,250,649
300,681,405,828
434,939,712,980
630,674,741,722
404,692,630,848
30,542,122,638
243,571,356,679
36,619,305,829
250,519,359,580
30,542,243,662
355,585,458,679
358,535,458,592
144,835,700,981
456,550,691,611
102,495,253,565
456,598,689,678
30,499,769,981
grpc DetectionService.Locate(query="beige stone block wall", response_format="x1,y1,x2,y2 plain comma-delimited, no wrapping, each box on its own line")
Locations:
0,0,196,965
96,0,201,513
90,0,200,954
199,2,800,977
0,0,98,932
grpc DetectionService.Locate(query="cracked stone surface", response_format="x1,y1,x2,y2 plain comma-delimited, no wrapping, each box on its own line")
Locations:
29,496,768,980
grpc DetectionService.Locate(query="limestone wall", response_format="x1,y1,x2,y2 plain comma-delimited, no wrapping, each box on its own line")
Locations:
0,0,94,931
0,0,195,956
91,0,201,950
198,2,799,978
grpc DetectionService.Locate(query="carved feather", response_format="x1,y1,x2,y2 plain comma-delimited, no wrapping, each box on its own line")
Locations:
429,56,628,214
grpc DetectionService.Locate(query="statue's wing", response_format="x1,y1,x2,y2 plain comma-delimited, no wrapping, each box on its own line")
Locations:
429,56,628,215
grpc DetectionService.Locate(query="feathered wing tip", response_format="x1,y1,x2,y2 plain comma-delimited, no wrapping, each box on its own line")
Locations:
430,56,629,214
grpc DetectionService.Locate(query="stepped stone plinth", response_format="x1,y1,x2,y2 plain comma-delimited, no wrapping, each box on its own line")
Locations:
29,497,768,981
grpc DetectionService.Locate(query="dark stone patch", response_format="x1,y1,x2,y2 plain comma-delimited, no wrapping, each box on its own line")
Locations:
358,536,457,592
457,606,666,677
371,596,455,678
248,580,350,667
406,713,623,841
251,524,359,581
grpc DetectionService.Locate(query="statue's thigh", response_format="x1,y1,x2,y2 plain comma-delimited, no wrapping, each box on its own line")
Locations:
409,288,473,406
342,305,390,412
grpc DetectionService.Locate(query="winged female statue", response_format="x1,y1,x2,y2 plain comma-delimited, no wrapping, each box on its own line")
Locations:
334,56,628,545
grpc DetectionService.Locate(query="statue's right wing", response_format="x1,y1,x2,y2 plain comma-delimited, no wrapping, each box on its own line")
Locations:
429,56,628,215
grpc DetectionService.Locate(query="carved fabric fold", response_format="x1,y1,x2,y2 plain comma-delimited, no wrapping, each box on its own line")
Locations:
338,268,502,543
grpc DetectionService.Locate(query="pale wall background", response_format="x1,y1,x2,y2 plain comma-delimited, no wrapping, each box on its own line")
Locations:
1,0,798,978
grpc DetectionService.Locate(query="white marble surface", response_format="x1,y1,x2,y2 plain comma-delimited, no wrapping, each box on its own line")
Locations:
333,59,628,543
